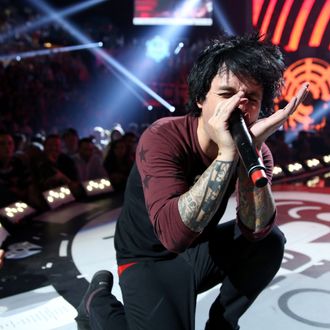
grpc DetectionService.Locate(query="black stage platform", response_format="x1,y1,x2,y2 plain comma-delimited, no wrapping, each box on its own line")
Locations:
1,179,330,330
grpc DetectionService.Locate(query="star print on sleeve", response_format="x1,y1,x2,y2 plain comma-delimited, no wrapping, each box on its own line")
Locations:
143,175,152,190
139,145,148,162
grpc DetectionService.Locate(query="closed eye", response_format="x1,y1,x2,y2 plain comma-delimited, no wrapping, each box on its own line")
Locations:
248,97,259,103
218,92,234,98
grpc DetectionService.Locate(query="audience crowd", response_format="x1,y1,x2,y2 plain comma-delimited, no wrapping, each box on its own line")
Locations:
0,125,140,211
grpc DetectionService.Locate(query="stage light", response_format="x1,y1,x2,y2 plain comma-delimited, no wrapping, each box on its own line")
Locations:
43,186,75,209
146,36,170,63
174,42,184,55
83,178,113,196
272,166,284,178
273,153,330,184
305,158,322,169
0,0,105,43
28,0,175,113
147,105,153,111
323,155,330,164
0,42,102,62
287,162,303,173
0,202,36,224
306,176,321,188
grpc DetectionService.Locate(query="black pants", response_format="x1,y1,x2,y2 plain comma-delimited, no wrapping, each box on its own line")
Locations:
89,220,286,330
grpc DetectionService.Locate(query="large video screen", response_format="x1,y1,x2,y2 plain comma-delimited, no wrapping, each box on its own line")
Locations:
133,0,213,26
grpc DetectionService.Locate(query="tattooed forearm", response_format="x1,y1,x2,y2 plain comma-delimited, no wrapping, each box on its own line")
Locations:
238,166,275,232
178,158,234,232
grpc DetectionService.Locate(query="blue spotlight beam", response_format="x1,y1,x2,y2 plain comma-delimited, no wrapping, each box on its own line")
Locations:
213,2,235,35
0,42,103,62
0,0,106,43
28,0,175,113
107,66,149,107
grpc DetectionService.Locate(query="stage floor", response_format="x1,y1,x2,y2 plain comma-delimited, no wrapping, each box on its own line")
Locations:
0,182,330,330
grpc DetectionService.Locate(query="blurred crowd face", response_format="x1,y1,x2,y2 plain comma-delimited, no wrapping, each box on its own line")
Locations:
63,132,79,154
110,130,123,142
0,134,15,164
113,140,127,159
79,141,94,162
44,136,62,163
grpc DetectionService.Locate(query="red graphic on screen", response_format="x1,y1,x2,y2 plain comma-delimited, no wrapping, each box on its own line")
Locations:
252,0,330,51
133,0,213,25
275,58,330,131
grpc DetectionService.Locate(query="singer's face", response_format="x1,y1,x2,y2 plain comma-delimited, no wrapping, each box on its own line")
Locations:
197,69,263,145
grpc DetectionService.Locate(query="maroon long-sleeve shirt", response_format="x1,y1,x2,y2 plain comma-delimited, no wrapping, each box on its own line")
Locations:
115,115,274,264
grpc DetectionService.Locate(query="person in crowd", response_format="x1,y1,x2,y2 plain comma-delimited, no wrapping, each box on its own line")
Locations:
103,138,134,191
74,32,308,329
122,132,139,162
110,125,124,143
0,131,44,210
13,133,27,156
73,137,107,182
35,134,83,198
127,122,139,138
61,128,79,157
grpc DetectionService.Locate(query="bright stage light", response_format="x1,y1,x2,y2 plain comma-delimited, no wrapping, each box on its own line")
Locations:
83,178,113,196
174,42,184,55
287,162,303,173
0,0,106,43
43,186,75,209
0,202,36,225
0,42,102,62
306,176,321,188
28,0,175,113
272,152,330,184
305,158,321,169
272,166,284,178
323,155,330,164
146,36,170,63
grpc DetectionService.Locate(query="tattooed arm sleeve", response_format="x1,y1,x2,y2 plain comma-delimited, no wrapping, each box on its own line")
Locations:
178,155,236,232
236,144,276,238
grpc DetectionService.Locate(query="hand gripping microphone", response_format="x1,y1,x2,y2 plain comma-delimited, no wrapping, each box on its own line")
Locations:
228,109,268,188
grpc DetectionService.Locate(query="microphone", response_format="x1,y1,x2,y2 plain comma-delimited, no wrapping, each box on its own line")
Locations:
228,109,268,188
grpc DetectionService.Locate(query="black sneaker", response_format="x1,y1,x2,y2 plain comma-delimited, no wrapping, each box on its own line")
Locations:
75,270,113,330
